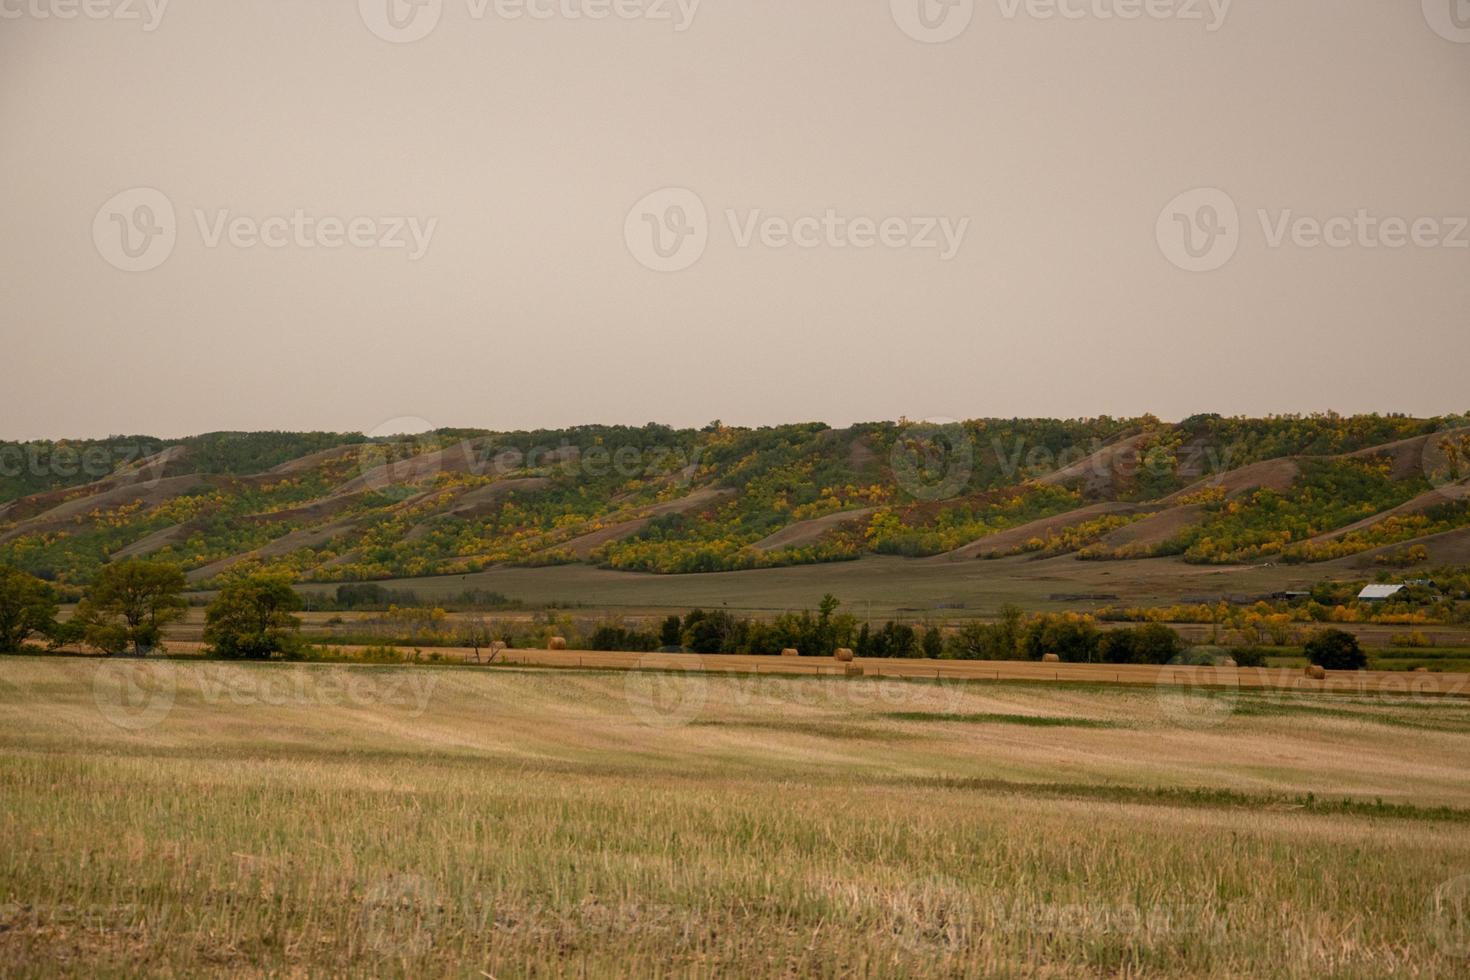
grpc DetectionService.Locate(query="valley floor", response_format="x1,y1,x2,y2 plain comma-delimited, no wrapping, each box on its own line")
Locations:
2,658,1469,976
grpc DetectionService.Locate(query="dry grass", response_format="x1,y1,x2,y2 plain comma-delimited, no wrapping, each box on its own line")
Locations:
2,657,1469,977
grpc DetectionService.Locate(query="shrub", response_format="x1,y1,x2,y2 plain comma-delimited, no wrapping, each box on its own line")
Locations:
1303,628,1367,671
1097,623,1184,665
76,559,187,656
588,625,659,652
1022,616,1099,663
204,573,304,660
1229,646,1268,668
0,565,59,652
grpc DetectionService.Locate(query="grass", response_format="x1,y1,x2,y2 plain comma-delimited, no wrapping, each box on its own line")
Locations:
880,711,1121,728
2,656,1470,977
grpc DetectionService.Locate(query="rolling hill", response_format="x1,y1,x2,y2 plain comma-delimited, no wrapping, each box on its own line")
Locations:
2,415,1468,591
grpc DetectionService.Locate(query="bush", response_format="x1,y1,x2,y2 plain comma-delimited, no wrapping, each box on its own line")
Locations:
1022,616,1099,663
1229,646,1268,668
204,574,304,660
588,625,659,652
944,606,1024,661
1097,624,1184,665
0,565,59,652
1303,628,1367,671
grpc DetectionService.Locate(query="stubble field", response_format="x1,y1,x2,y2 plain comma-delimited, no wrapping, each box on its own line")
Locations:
2,657,1469,977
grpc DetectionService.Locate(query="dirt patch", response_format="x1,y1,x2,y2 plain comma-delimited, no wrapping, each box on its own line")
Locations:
942,503,1152,560
1094,503,1206,552
1164,457,1303,503
265,444,362,476
752,508,877,552
1036,432,1149,495
1328,524,1470,571
548,487,736,559
445,478,554,518
0,475,213,544
1346,427,1470,481
112,523,194,560
186,518,359,582
329,438,495,497
1303,480,1470,545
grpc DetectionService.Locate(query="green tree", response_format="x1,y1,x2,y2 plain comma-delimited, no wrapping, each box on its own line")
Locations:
203,574,303,660
76,559,187,656
0,565,58,652
659,614,683,648
1304,628,1366,671
1022,615,1099,663
921,626,943,659
1098,624,1184,665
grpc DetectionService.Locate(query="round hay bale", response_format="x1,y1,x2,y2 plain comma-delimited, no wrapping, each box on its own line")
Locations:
1414,666,1430,673
834,647,854,663
781,648,799,658
1304,664,1325,680
547,636,567,651
1041,653,1061,664
1222,658,1238,668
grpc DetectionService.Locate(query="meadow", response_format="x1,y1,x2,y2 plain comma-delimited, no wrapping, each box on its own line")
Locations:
3,656,1469,977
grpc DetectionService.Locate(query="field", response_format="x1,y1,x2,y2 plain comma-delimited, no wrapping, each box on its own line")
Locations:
4,656,1470,977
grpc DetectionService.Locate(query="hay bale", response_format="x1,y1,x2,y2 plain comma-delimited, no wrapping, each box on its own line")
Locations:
547,636,567,651
1041,653,1061,664
834,647,854,663
781,648,799,658
1222,658,1238,668
1304,664,1325,680
1414,666,1430,673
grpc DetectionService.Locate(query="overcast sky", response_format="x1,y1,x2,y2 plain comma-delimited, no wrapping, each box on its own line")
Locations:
2,0,1468,440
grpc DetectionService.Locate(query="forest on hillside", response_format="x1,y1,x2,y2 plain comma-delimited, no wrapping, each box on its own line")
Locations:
1,414,1467,588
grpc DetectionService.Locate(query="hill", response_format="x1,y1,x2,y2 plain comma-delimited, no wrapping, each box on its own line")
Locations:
2,415,1469,591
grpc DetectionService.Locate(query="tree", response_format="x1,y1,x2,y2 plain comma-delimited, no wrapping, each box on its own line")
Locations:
1304,628,1366,671
203,574,303,660
457,614,512,663
921,626,943,659
944,605,1025,661
866,621,918,659
1022,615,1099,663
0,565,58,652
659,614,683,649
682,609,735,653
76,559,187,656
1098,624,1184,665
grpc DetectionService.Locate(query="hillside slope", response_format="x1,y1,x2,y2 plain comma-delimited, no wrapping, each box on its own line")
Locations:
2,416,1467,587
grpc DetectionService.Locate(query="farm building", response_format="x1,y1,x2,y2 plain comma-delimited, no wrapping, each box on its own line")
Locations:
1358,584,1407,602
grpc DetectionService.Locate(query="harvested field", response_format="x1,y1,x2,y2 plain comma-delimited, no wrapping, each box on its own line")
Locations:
2,656,1468,977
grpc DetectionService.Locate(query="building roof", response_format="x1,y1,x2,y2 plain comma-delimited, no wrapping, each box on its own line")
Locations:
1358,584,1407,600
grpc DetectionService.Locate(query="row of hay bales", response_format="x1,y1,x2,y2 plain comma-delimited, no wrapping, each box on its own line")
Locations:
547,636,1358,682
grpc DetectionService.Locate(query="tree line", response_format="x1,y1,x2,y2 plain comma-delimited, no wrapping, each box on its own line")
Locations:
0,561,1369,670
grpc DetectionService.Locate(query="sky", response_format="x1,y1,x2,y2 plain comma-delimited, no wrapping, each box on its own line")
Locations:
2,0,1468,440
